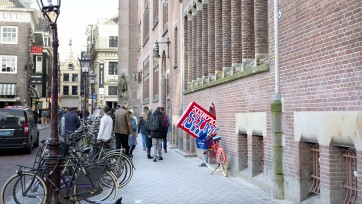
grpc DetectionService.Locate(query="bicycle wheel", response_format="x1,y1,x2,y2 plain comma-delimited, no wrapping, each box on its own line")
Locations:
202,149,221,172
102,152,134,188
218,148,228,177
74,168,118,203
1,171,47,204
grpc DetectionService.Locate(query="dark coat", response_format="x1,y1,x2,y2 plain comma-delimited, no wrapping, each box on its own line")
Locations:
63,112,81,132
150,109,167,139
138,116,148,135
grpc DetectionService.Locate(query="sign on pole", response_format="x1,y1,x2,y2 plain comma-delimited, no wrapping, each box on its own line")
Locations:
176,102,217,139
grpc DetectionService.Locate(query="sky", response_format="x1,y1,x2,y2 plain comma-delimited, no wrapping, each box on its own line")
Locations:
56,0,119,61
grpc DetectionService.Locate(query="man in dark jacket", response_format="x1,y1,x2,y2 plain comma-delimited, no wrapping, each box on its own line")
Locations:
114,101,132,156
150,107,167,162
62,108,81,142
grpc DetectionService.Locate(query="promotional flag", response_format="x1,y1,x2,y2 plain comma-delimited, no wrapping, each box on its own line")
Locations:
177,102,217,139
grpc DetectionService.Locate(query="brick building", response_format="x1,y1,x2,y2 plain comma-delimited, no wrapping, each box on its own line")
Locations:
127,0,361,203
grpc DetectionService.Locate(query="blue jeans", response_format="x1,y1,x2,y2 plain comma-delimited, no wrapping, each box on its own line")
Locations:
142,133,147,149
163,137,167,150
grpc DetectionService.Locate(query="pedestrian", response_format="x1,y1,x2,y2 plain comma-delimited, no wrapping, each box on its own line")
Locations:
97,106,113,142
33,108,38,125
150,107,167,162
41,108,48,126
160,107,171,153
114,101,132,157
128,110,138,158
61,107,81,142
138,108,149,151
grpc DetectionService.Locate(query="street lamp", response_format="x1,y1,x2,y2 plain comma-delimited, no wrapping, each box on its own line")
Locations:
152,38,170,59
79,57,90,124
36,0,61,203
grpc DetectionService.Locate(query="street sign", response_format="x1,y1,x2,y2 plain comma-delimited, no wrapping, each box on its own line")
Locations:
30,74,42,84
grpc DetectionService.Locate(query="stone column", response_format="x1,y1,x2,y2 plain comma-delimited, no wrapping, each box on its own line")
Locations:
201,0,208,82
319,145,346,204
222,0,231,73
255,0,268,65
357,151,362,203
214,0,223,79
241,0,255,69
208,0,215,79
187,13,193,88
191,8,197,83
196,2,202,82
231,0,242,71
184,16,189,90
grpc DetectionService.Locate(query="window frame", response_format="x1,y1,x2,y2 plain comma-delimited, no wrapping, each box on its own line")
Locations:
108,86,118,96
71,74,78,82
0,55,17,74
71,86,78,95
108,36,118,48
63,73,69,82
1,26,18,44
108,62,118,76
63,86,69,95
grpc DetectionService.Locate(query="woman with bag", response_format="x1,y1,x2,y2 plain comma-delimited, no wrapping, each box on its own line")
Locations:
128,110,138,158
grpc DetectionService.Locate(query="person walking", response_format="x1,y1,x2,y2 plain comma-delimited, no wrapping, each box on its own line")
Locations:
61,108,81,142
160,107,171,153
97,106,113,142
138,108,152,159
138,113,147,151
114,101,132,157
150,107,167,162
128,110,138,158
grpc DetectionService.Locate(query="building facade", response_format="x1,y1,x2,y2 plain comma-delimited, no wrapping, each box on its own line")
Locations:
59,41,81,109
0,0,39,108
130,0,362,203
88,17,119,110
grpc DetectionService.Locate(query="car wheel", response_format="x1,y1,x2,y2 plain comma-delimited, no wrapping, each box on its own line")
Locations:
33,133,40,148
25,137,32,154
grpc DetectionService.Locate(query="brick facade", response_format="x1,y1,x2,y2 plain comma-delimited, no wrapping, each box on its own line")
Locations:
134,0,362,203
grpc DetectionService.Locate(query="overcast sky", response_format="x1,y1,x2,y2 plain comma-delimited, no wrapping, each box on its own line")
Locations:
56,0,118,61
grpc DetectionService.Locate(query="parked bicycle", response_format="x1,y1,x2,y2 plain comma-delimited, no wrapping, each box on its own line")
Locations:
197,132,228,177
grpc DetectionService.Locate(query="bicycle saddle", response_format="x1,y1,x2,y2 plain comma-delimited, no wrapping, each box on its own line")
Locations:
213,135,222,141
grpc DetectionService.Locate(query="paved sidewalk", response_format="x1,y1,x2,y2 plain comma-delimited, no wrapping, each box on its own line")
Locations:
118,137,292,204
37,123,50,130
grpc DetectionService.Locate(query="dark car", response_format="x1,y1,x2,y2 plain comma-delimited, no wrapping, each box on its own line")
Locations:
0,107,40,154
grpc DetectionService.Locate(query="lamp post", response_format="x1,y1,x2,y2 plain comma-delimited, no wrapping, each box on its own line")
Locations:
36,0,61,203
79,58,90,124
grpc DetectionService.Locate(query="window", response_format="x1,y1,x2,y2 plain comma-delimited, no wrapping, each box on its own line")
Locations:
108,62,117,75
71,86,78,95
0,55,17,73
63,73,69,81
68,63,74,69
72,74,78,82
108,86,118,96
162,1,168,34
63,86,69,95
143,1,150,45
1,26,17,44
109,36,118,47
153,0,159,28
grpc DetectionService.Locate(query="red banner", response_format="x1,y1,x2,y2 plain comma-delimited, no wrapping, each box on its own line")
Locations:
31,46,43,54
176,102,217,139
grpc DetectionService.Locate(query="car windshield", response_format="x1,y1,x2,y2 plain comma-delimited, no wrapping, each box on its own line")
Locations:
0,109,25,127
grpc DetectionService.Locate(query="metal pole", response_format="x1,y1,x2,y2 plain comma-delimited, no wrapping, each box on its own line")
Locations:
47,22,60,204
83,71,87,124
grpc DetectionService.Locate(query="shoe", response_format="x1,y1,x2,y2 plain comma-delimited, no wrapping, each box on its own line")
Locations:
147,155,152,159
129,154,133,159
199,163,207,167
153,157,157,162
158,156,163,160
164,149,167,153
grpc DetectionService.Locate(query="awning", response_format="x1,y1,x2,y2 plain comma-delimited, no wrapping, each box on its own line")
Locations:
28,86,39,99
0,84,16,96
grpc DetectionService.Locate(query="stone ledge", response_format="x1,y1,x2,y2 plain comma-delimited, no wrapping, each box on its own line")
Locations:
184,63,269,95
175,149,197,158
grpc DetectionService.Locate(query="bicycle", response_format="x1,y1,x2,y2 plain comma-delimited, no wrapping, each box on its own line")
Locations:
0,155,119,204
201,134,228,177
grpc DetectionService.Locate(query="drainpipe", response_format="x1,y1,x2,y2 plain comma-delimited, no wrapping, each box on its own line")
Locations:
271,0,284,199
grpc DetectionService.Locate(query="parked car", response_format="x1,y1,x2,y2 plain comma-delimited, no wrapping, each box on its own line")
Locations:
0,106,40,154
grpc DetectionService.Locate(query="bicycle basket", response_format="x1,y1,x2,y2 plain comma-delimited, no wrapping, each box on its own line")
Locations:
195,133,213,149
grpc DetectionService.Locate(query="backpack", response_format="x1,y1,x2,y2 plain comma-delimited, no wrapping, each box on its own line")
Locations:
148,114,159,131
164,114,169,128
